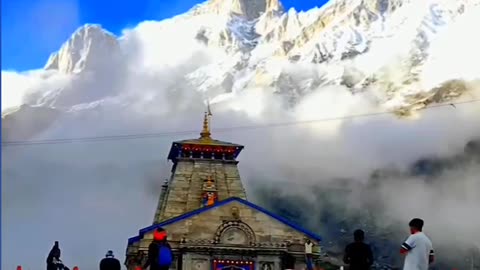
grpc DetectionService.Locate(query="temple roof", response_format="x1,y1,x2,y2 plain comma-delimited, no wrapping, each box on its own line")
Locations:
167,138,244,161
127,197,322,245
172,138,243,147
167,107,244,161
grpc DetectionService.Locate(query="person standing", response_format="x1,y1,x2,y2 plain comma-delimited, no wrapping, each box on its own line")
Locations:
47,241,63,270
305,239,314,270
400,218,434,270
305,239,314,256
142,227,173,270
343,229,374,270
100,250,121,270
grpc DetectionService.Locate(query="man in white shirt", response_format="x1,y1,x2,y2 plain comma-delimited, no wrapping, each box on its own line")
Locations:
400,218,435,270
305,239,313,255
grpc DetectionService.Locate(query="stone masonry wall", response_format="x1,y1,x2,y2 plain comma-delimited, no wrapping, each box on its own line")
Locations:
155,159,247,222
141,201,319,249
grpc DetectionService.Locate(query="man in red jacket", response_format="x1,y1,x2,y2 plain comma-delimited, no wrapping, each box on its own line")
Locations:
142,227,173,270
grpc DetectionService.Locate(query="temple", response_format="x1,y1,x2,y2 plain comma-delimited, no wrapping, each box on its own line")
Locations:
125,107,323,270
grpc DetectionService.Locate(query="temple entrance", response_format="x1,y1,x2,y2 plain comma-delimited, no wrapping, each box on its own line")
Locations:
213,259,254,270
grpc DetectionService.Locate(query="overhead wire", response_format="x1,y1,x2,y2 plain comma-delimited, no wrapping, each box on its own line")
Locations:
2,98,480,147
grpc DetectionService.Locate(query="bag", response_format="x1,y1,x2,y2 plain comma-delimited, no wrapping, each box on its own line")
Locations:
157,244,173,267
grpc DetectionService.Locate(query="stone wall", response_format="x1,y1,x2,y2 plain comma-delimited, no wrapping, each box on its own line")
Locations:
141,200,319,249
127,199,323,270
181,253,210,270
256,255,281,270
155,158,247,222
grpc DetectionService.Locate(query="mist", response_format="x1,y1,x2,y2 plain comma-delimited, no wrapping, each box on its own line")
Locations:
2,5,480,270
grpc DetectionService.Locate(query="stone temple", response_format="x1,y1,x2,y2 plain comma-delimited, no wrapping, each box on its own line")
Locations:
125,110,323,270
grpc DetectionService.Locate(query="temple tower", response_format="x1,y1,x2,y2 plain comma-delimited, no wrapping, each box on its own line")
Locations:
126,106,326,270
153,109,246,223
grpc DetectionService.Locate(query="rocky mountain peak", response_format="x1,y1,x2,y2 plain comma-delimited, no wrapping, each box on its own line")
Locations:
193,0,284,19
44,24,120,74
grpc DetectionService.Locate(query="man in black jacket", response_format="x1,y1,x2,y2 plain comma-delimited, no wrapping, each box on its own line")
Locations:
142,227,173,270
343,229,374,270
100,250,121,270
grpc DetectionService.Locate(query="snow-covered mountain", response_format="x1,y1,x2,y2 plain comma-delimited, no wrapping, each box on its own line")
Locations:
44,24,121,74
4,0,480,120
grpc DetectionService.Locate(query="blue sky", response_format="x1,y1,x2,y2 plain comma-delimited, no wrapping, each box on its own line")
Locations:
1,0,327,71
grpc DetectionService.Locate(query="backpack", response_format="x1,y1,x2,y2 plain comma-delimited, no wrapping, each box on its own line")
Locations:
157,243,173,267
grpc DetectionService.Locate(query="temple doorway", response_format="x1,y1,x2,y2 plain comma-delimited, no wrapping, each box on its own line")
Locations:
213,259,255,270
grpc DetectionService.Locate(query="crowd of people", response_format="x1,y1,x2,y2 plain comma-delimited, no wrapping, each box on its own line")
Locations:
45,228,173,270
43,219,433,270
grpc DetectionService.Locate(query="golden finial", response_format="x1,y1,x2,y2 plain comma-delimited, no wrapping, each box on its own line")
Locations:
200,101,212,140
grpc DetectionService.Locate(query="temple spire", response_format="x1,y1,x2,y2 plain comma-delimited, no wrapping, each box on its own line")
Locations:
200,102,213,140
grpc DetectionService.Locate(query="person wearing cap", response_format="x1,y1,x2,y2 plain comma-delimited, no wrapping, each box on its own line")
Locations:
142,227,173,270
100,250,121,270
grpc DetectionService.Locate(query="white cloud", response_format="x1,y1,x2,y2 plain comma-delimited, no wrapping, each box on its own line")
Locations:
1,70,71,111
421,5,480,88
1,71,31,110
